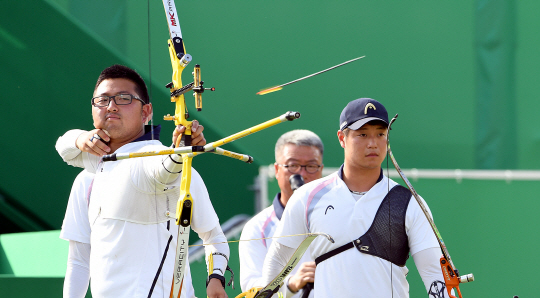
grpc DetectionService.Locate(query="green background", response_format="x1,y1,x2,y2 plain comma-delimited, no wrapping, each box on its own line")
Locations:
1,0,538,297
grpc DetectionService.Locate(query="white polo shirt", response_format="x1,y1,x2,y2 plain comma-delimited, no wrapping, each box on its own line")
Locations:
239,194,313,298
56,129,219,298
273,169,440,298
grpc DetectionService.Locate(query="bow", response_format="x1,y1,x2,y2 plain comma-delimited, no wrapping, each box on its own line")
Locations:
234,233,334,298
387,114,474,298
158,1,241,297
158,2,199,297
160,0,214,148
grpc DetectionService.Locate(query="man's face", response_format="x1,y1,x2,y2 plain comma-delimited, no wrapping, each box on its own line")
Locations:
92,78,151,142
274,144,324,202
338,122,388,170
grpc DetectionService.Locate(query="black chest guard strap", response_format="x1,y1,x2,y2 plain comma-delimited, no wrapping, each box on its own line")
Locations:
315,185,412,267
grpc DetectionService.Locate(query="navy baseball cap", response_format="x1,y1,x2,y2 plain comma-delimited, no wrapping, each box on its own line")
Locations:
339,98,389,131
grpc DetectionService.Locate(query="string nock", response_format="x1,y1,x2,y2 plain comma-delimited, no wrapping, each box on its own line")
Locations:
459,273,474,283
285,111,301,121
311,232,335,243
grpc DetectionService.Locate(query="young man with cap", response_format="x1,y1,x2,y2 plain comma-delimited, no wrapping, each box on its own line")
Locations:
259,98,450,297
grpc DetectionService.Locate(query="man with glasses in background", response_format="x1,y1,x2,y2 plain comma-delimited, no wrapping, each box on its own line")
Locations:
239,130,324,298
56,64,229,298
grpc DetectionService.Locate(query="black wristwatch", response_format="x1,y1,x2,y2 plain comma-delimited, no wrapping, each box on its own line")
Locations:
206,273,225,288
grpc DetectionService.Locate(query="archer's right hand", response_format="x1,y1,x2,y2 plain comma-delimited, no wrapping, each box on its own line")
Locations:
75,129,111,157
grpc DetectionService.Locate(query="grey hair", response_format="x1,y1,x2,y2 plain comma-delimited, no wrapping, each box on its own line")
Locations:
275,129,324,161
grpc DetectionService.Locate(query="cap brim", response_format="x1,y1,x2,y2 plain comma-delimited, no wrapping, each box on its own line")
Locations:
346,117,388,131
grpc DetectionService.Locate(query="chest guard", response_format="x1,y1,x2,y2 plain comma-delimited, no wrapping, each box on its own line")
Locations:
355,185,411,266
315,185,411,267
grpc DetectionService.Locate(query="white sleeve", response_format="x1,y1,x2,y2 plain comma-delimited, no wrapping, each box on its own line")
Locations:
55,129,101,172
260,241,296,287
273,192,309,250
413,247,454,298
152,153,184,185
188,169,220,233
60,170,92,244
238,218,267,291
63,240,91,298
197,225,229,279
406,195,440,255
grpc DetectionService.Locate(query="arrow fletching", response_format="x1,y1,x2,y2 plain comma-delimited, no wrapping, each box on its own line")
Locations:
256,86,283,95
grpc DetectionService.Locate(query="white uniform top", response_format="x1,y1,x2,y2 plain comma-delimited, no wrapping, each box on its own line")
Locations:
59,169,198,298
239,194,313,298
273,169,440,298
60,170,93,245
56,129,221,298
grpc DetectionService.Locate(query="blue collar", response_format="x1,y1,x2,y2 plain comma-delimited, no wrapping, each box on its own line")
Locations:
338,164,384,183
272,193,286,220
133,125,161,142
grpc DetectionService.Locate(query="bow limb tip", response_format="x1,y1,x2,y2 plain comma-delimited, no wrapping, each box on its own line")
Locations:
310,232,334,243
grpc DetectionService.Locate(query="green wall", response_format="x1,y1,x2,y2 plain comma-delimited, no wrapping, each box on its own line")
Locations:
1,0,539,297
3,0,539,231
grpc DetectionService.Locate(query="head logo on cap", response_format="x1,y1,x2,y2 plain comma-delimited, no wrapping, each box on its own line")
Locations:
339,98,389,131
364,103,376,114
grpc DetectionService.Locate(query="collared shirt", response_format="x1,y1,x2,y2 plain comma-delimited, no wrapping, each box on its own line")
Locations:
272,192,286,220
134,125,161,142
273,169,440,297
239,193,313,297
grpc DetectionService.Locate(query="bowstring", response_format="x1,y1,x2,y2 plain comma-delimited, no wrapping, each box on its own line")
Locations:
148,0,154,141
386,125,393,298
147,2,166,297
187,233,316,248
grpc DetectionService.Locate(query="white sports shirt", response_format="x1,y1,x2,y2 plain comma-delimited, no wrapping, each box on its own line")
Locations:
239,194,313,298
265,167,444,298
56,128,226,298
60,169,196,298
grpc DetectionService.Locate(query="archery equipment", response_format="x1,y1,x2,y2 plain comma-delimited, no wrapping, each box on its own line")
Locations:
257,56,365,95
387,114,474,298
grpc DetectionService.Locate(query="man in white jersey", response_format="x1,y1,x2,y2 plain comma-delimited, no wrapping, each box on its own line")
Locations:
60,169,197,298
239,130,324,298
56,64,228,298
260,98,451,298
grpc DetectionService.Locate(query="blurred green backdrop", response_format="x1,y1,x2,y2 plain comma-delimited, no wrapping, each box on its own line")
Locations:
1,0,538,297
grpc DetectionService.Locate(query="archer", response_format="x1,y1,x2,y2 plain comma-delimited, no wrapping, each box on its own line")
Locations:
56,64,229,298
259,98,452,298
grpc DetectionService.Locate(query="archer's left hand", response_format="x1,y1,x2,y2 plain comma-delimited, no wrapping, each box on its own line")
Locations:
206,278,228,298
172,120,206,146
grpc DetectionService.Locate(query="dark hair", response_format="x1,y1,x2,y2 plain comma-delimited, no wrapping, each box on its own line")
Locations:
94,64,149,104
343,120,388,136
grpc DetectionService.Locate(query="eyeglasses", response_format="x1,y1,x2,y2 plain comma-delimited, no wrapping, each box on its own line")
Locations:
91,94,146,107
277,163,322,174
